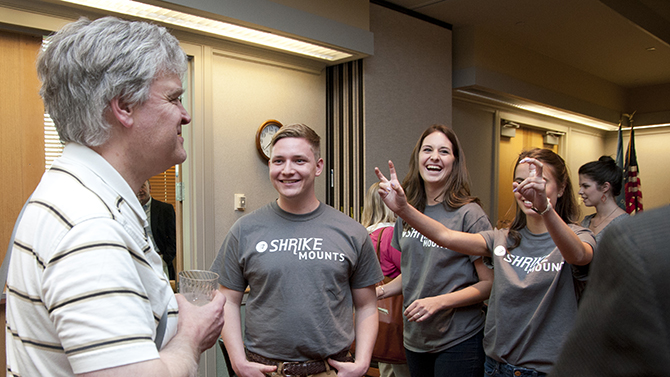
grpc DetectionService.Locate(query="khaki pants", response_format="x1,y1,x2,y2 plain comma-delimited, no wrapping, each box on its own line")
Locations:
379,362,411,377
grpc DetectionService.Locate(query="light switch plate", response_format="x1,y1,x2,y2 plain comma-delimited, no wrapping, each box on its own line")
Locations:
234,194,246,211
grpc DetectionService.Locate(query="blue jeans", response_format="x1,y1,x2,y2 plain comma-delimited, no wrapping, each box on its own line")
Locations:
484,356,546,377
405,330,485,377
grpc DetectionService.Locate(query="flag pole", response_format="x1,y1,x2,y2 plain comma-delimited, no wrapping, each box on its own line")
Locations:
614,118,625,210
623,112,643,214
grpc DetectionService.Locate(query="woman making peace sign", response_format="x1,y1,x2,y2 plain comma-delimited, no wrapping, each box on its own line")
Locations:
376,148,595,377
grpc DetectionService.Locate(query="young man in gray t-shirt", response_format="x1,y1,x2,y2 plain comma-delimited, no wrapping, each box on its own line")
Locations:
212,124,383,377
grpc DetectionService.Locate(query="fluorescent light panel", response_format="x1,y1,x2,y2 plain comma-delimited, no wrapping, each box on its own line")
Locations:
516,103,617,131
622,123,670,131
456,89,619,131
60,0,352,61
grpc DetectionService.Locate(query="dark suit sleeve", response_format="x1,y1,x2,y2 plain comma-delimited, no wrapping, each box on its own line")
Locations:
151,199,177,266
550,206,670,376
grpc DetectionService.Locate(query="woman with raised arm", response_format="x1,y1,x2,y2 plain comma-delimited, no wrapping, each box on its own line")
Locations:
578,156,628,242
375,124,493,377
376,148,595,377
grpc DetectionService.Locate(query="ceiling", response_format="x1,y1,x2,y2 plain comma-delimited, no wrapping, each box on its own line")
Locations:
382,0,670,89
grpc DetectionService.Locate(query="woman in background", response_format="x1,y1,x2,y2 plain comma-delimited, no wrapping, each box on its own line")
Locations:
578,156,628,242
362,182,403,282
376,124,493,377
376,148,595,377
361,182,410,377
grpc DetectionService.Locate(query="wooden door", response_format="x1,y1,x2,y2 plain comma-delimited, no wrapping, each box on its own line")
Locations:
0,29,44,370
497,127,558,227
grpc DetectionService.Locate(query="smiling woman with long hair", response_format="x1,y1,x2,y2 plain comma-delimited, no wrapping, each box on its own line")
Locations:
375,124,493,377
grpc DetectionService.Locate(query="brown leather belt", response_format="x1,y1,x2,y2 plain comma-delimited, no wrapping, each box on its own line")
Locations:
245,348,354,376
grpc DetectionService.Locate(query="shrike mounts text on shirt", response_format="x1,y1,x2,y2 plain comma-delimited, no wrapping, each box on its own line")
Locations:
255,237,347,262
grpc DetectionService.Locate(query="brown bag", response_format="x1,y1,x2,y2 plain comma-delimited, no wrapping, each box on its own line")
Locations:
352,228,406,364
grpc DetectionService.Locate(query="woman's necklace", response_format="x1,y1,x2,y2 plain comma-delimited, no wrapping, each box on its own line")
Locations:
590,206,619,230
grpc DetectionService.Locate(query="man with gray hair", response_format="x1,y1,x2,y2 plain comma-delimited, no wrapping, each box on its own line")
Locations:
5,16,224,376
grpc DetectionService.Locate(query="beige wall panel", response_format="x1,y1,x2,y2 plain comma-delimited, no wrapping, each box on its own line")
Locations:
567,129,606,220
364,4,453,188
604,128,670,211
211,53,326,251
268,0,370,30
452,101,496,217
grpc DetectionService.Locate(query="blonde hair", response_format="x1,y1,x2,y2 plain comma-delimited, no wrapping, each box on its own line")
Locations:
271,123,321,160
361,182,397,228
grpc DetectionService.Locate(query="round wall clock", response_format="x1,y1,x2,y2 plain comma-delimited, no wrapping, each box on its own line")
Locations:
255,120,283,161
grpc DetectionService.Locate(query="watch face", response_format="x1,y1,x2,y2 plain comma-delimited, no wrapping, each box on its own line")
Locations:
260,124,280,158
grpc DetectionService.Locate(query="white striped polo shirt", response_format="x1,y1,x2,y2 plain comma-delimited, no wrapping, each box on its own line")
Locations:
6,143,178,376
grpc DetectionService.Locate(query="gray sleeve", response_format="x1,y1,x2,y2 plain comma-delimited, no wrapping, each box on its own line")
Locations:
209,228,247,292
479,229,498,268
391,217,402,251
463,204,493,262
463,203,493,234
351,232,384,289
570,225,596,281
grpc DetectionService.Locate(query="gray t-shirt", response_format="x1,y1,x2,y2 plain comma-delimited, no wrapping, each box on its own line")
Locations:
210,201,383,361
392,202,492,353
581,212,628,243
480,225,596,374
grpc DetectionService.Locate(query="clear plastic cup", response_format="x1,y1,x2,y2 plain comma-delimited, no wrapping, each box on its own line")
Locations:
178,270,219,306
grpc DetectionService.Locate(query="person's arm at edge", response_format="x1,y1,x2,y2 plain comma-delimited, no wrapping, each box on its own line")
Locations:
78,292,226,377
375,161,489,256
375,273,402,299
404,258,493,322
329,286,378,377
218,285,277,377
164,204,177,265
379,230,401,278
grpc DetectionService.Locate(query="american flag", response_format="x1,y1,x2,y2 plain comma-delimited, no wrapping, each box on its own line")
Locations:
624,125,643,214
